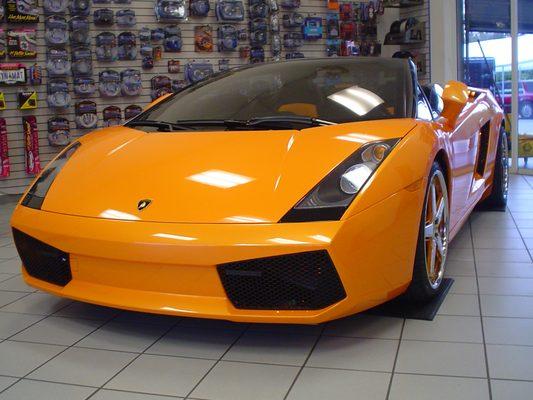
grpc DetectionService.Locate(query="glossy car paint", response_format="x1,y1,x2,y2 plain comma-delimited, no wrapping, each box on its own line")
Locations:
11,85,503,324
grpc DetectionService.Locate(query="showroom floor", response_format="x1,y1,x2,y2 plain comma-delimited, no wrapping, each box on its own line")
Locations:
0,175,532,400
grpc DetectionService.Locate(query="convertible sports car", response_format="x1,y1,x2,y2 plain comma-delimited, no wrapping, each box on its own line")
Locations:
11,58,507,324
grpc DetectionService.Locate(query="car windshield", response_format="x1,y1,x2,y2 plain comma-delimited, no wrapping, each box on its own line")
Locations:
137,58,413,128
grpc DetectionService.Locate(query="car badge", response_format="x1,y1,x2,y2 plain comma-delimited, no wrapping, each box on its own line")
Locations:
137,199,152,211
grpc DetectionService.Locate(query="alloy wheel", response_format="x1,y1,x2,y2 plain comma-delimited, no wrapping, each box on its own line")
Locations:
501,133,509,199
423,170,449,289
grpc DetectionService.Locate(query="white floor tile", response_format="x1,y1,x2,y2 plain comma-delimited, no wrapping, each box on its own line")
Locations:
486,344,533,380
390,374,489,400
402,315,483,343
491,379,533,400
0,379,95,400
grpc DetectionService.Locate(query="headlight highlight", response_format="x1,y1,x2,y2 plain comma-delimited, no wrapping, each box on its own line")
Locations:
280,139,400,222
21,142,81,210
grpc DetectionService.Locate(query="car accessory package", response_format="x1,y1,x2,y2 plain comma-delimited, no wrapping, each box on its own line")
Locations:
43,0,69,15
45,15,69,46
124,104,143,120
18,89,37,109
46,48,71,77
150,75,172,99
190,0,210,17
99,69,121,97
195,25,213,52
69,16,90,45
118,32,137,60
22,115,41,175
155,0,187,22
47,79,71,109
0,118,10,178
73,77,96,96
75,100,98,129
216,0,245,21
95,32,118,62
7,29,37,59
47,117,71,147
103,105,122,127
184,62,214,84
116,9,136,27
5,0,39,23
121,69,142,96
163,26,182,52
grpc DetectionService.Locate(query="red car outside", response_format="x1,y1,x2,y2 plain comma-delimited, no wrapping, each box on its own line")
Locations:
501,80,533,119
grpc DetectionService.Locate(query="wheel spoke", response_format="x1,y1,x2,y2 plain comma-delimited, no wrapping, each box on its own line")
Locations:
430,182,437,221
435,235,445,257
429,239,437,276
424,223,435,239
435,197,445,224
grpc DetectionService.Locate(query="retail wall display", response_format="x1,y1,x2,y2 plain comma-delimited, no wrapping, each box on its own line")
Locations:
124,104,142,120
150,74,172,99
47,116,70,146
17,89,37,109
384,17,424,44
7,29,37,59
0,118,9,178
5,0,39,23
47,79,71,108
195,25,214,52
99,69,121,97
22,115,40,175
94,8,115,25
95,32,118,61
102,105,122,126
0,0,431,191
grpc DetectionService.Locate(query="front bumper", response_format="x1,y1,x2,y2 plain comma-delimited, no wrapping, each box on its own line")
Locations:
11,186,424,324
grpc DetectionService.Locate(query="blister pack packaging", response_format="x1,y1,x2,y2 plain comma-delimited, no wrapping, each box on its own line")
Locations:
249,18,268,46
150,75,172,100
184,62,213,84
0,63,27,85
47,117,71,146
70,0,90,16
219,58,230,71
195,25,213,52
124,104,142,120
46,48,71,77
164,25,182,52
118,32,137,60
155,0,187,22
5,0,39,23
283,31,303,48
45,15,69,46
95,32,118,62
280,0,299,9
103,105,122,127
73,77,96,96
249,46,264,63
218,25,238,51
94,8,114,26
43,0,69,14
69,16,90,46
190,0,210,17
18,89,37,109
168,59,180,73
216,0,244,21
116,9,136,27
285,51,304,59
326,12,339,38
121,69,142,96
71,46,93,76
0,118,10,178
282,12,303,28
7,29,37,59
250,2,269,18
99,69,121,97
47,79,71,109
29,63,42,84
75,100,98,129
171,79,187,92
0,30,5,59
22,115,41,175
303,17,323,39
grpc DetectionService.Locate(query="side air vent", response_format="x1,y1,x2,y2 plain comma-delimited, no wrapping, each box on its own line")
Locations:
476,121,491,176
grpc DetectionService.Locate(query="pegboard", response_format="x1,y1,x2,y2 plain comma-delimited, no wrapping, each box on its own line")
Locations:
0,0,430,194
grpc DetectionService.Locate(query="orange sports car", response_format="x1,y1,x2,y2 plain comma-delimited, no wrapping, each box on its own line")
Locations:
11,58,507,324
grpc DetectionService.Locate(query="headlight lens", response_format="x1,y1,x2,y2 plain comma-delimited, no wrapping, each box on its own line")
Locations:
21,142,81,210
280,139,399,222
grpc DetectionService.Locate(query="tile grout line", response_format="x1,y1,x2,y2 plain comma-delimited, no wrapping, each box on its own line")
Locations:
182,323,251,400
507,208,533,263
468,217,493,400
84,316,184,400
282,323,327,400
385,318,406,400
0,301,111,396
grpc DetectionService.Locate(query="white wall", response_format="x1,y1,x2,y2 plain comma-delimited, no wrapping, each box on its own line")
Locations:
430,0,459,84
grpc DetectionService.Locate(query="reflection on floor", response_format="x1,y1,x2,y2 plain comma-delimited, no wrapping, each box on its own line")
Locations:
0,174,532,399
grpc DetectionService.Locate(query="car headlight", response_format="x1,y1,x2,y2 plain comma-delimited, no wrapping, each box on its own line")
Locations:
21,142,81,210
280,139,400,222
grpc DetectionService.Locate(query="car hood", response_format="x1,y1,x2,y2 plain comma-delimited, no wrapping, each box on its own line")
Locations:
41,119,416,223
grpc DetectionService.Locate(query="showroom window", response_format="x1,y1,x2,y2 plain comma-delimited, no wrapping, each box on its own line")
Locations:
458,0,533,174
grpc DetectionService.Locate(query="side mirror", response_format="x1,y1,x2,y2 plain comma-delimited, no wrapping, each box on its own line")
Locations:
143,93,173,111
441,81,469,129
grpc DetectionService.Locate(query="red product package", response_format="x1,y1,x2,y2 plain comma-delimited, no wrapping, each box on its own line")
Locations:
22,115,41,175
0,118,10,177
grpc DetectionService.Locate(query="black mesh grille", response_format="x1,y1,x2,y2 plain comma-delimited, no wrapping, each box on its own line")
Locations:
218,250,346,310
12,229,72,286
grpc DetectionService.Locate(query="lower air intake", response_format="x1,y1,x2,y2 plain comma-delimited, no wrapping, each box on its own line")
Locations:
12,229,72,286
218,250,346,310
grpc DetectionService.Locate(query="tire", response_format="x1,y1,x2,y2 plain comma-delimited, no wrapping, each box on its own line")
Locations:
479,128,509,211
406,161,449,302
520,101,533,119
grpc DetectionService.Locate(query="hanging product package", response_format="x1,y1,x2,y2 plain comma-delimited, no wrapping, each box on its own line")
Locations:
5,0,39,23
45,15,69,46
95,32,118,62
280,0,299,9
47,79,71,109
195,25,213,52
190,0,210,17
124,104,143,120
18,89,37,109
116,9,136,27
282,12,303,28
22,115,41,175
75,100,98,129
121,69,142,96
69,16,90,46
94,8,114,26
215,0,244,22
103,106,122,127
283,31,303,48
99,69,121,97
249,19,268,46
0,30,5,59
69,0,90,17
47,117,71,147
249,46,264,63
0,63,27,85
326,12,339,38
155,0,187,22
46,48,71,77
0,118,9,178
303,17,323,40
218,58,230,71
150,75,172,100
164,26,182,52
7,29,37,59
168,59,180,73
43,0,69,14
250,2,269,18
73,77,96,96
218,25,238,51
184,62,213,84
118,32,137,60
285,51,304,59
71,46,93,77
29,63,42,85
171,79,187,92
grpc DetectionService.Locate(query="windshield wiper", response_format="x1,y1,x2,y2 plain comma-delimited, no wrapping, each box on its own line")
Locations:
173,116,336,130
126,120,194,132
